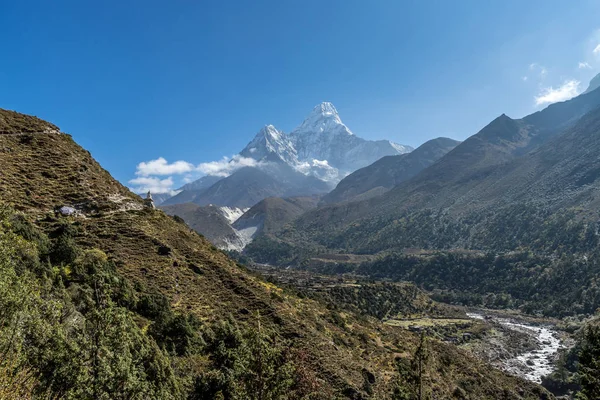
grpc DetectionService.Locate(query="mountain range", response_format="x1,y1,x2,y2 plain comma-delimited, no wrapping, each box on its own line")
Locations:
162,102,412,208
246,72,600,263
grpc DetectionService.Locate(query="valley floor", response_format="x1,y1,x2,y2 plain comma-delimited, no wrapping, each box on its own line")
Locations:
248,263,582,397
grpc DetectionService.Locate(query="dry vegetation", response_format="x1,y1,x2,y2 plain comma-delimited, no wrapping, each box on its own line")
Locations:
0,108,554,399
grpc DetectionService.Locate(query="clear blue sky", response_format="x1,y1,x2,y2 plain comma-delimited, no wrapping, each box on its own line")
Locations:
2,0,600,193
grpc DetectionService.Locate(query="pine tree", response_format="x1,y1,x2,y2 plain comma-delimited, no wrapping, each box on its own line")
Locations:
577,325,600,400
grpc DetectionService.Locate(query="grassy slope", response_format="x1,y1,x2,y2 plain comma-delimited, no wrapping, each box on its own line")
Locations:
0,108,552,399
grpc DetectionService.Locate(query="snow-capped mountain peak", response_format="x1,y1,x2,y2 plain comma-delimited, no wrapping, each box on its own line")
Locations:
199,102,413,193
262,124,282,140
238,102,412,182
293,101,352,136
240,124,298,165
309,101,341,121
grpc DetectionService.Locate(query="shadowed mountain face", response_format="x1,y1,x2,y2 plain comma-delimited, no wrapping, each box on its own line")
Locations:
0,107,552,399
322,137,460,204
246,81,600,261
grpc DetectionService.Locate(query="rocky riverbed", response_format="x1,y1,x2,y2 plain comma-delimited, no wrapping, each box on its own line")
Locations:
465,312,566,383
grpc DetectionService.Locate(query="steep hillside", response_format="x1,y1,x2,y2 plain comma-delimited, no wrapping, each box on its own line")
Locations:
323,137,460,204
0,107,552,398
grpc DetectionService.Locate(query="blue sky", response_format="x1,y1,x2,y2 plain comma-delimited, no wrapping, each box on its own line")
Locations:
2,0,600,193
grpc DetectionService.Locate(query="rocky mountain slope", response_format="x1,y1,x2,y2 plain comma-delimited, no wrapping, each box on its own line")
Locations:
323,137,460,204
0,107,553,398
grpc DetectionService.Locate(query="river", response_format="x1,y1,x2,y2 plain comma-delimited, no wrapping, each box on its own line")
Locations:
466,312,564,383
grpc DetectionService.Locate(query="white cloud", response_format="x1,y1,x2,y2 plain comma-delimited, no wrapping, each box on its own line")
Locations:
522,76,528,81
294,159,340,182
579,62,592,69
311,159,332,168
131,153,268,193
128,176,176,194
534,80,581,106
135,157,194,176
594,44,600,54
197,155,262,177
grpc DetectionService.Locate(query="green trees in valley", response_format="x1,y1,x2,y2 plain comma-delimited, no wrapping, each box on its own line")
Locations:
577,325,600,400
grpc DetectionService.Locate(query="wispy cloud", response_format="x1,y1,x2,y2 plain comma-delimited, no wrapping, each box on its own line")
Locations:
534,80,581,106
135,157,194,176
128,176,176,194
579,61,592,69
594,44,600,55
522,76,528,81
197,155,263,177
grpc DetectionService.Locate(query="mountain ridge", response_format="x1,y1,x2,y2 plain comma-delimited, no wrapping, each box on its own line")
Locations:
322,137,461,204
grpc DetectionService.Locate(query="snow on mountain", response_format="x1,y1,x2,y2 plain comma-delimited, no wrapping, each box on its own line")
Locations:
239,125,298,166
238,102,413,183
228,225,258,251
292,102,349,137
163,102,413,249
217,206,248,224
